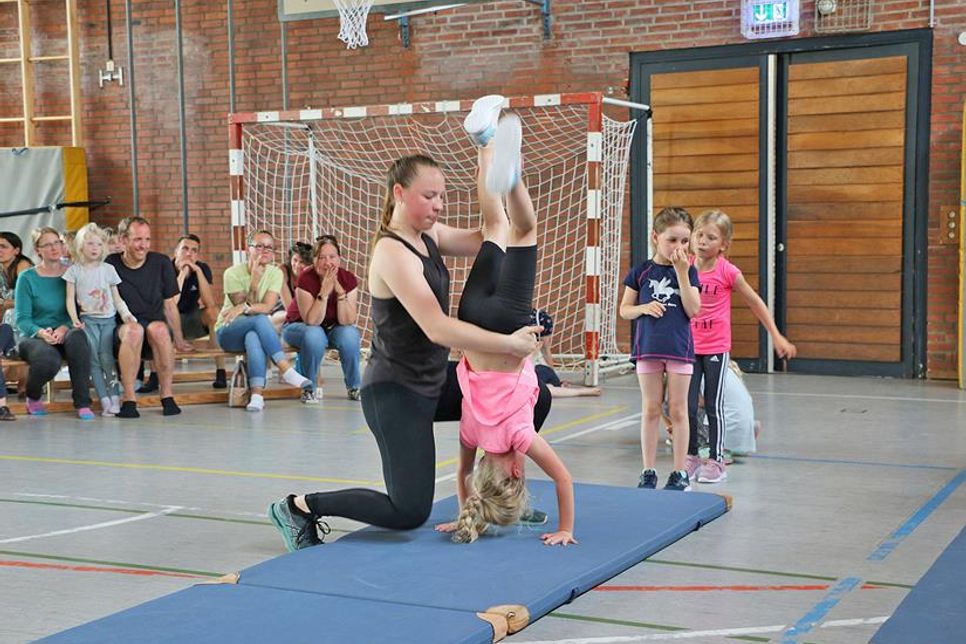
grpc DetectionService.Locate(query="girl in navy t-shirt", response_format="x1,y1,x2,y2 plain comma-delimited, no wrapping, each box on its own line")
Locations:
620,207,701,491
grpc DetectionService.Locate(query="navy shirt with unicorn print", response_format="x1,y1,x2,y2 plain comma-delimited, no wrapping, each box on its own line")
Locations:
623,260,700,363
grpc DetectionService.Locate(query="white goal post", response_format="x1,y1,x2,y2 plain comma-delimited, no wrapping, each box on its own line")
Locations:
228,92,648,385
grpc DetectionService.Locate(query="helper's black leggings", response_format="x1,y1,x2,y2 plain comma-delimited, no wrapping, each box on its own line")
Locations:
304,362,553,529
687,352,729,462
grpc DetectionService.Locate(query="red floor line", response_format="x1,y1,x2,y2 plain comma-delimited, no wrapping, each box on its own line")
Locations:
594,584,885,592
0,559,203,579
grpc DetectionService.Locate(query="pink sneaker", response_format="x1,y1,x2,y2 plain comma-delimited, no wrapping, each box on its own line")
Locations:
26,398,48,416
697,458,728,484
684,454,702,479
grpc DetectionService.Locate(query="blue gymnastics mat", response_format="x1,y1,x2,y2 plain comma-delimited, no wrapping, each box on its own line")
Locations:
44,481,729,643
872,524,966,643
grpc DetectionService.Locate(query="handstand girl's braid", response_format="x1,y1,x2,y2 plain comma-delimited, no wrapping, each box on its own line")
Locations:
452,458,530,544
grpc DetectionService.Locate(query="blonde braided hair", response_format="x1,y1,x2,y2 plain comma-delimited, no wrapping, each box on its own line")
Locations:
452,457,529,544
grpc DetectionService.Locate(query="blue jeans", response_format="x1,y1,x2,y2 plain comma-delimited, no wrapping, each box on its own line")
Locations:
82,316,119,399
216,314,286,388
282,322,361,389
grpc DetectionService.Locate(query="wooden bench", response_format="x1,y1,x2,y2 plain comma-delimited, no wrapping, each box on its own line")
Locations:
2,348,302,414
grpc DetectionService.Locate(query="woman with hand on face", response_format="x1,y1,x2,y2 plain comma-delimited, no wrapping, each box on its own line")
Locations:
14,227,94,419
281,235,363,402
215,230,314,412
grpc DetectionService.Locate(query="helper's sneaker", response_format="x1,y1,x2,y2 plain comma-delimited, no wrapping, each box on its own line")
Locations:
346,388,361,401
485,113,523,195
463,94,505,146
518,508,548,525
697,458,728,484
663,470,691,492
684,454,703,480
637,468,658,489
267,495,329,552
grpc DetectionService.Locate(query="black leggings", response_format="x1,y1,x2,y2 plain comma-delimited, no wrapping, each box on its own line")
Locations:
18,329,92,408
304,362,552,529
688,352,728,461
457,242,535,334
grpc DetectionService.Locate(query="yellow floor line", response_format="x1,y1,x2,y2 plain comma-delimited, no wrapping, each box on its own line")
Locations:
0,455,379,486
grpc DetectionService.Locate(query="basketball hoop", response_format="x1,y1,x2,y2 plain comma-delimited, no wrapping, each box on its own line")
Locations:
332,0,375,49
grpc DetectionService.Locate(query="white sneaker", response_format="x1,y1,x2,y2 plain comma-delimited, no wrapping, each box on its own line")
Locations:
463,94,505,146
486,114,522,195
109,395,121,415
246,393,265,412
100,397,114,417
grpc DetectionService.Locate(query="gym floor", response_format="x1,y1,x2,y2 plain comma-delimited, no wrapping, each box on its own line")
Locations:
1,367,964,643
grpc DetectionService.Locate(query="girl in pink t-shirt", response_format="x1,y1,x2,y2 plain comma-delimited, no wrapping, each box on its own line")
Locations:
687,210,796,484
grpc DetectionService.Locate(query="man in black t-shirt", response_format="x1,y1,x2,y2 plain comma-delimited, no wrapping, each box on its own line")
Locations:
106,217,192,418
172,234,226,388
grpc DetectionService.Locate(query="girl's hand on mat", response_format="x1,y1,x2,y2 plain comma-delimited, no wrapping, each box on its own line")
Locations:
434,521,458,533
541,530,577,546
641,301,665,318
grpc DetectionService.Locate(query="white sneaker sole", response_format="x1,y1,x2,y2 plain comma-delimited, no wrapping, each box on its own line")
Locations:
486,114,522,195
463,94,505,140
698,471,727,484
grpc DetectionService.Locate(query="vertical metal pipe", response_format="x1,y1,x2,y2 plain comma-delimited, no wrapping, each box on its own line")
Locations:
125,0,139,213
227,0,235,112
175,0,189,231
280,20,288,110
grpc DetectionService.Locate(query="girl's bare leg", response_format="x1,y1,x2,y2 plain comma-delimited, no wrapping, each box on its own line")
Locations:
639,372,664,470
478,145,509,248
666,372,691,472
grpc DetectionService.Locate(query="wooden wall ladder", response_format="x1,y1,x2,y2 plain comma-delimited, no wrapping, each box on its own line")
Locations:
0,0,82,146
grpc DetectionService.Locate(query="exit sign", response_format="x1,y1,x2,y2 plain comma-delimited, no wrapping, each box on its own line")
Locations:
742,0,800,39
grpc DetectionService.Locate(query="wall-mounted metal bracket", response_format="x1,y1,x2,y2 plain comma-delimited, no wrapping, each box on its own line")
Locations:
399,15,411,48
387,0,552,48
523,0,551,39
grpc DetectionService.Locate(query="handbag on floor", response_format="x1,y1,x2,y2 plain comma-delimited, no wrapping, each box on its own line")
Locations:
227,359,250,408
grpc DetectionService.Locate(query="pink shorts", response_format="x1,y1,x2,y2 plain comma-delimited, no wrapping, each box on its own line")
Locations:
636,359,694,375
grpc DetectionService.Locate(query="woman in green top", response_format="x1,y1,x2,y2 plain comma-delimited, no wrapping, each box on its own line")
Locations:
14,227,93,419
215,230,313,412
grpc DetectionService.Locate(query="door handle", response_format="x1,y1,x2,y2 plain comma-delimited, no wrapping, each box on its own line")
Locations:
777,242,786,252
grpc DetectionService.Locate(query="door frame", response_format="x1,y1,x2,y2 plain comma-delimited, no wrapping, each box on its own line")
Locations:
629,29,932,377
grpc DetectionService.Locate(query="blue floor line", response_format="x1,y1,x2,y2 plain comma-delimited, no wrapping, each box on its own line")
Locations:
867,468,966,561
781,576,862,643
747,454,958,471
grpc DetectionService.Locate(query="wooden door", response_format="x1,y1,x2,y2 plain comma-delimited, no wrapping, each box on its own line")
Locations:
648,62,765,364
783,52,910,369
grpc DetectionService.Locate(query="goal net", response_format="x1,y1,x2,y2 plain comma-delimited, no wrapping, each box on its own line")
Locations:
229,94,638,384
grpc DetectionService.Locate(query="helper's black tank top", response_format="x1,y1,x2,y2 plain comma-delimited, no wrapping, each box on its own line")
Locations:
362,231,451,398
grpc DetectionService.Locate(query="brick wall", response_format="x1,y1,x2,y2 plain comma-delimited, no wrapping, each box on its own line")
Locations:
1,0,963,378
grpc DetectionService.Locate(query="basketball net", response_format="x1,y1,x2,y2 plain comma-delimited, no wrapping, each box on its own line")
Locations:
332,0,374,49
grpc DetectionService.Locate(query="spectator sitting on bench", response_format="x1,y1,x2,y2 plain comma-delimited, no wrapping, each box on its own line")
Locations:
14,227,94,419
107,217,191,418
216,230,314,411
281,234,362,402
271,241,312,334
172,233,226,389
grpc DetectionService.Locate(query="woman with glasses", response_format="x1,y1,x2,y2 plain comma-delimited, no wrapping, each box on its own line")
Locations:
215,230,313,411
281,234,363,402
14,227,94,419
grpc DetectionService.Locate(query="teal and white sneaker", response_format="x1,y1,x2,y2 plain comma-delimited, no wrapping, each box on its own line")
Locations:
518,508,548,525
267,495,329,551
486,113,522,195
463,94,505,146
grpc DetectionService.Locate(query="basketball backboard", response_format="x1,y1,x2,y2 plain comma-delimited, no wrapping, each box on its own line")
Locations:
279,0,484,21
